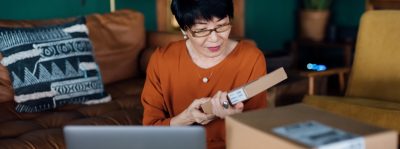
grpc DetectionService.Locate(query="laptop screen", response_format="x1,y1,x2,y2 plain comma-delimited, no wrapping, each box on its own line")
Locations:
64,126,206,149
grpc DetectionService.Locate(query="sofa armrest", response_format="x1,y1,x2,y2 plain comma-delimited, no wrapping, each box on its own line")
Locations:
0,54,14,103
146,31,184,48
300,67,351,95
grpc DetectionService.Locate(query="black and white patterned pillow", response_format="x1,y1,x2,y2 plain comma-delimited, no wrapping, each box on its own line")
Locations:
0,18,111,112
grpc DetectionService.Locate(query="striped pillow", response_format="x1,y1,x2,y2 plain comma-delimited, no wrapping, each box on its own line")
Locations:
0,18,111,112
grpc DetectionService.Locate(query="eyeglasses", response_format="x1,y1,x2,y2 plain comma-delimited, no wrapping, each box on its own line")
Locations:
187,23,232,38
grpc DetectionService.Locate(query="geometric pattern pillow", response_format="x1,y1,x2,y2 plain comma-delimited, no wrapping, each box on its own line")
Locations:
0,18,111,112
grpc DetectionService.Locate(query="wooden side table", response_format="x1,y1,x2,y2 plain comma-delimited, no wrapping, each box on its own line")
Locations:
300,67,350,95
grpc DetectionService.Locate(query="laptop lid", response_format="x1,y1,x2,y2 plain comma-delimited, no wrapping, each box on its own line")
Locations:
63,126,206,149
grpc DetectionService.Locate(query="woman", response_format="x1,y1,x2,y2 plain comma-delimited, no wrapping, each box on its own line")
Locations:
141,0,267,148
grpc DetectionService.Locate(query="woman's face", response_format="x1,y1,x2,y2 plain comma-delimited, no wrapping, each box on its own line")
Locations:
186,16,231,59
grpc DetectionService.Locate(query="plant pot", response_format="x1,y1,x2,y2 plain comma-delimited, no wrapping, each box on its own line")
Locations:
300,10,330,42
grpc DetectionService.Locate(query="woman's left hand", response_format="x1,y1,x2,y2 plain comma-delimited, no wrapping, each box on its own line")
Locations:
210,91,244,118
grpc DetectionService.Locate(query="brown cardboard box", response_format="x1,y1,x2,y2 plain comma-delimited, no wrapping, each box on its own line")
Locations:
226,104,398,149
201,67,287,114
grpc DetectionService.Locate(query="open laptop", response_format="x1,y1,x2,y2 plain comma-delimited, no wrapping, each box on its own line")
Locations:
63,126,206,149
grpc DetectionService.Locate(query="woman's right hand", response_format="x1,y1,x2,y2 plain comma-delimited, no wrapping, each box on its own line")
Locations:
170,98,216,126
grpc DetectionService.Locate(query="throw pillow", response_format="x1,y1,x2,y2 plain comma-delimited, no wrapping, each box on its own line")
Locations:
0,18,111,112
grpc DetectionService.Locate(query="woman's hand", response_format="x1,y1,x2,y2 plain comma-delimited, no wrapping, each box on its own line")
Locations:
210,91,244,118
170,98,215,126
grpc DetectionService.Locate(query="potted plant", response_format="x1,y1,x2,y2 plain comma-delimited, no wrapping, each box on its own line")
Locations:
300,0,332,42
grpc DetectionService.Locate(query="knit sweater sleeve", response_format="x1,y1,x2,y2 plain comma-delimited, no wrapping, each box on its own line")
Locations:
141,49,171,126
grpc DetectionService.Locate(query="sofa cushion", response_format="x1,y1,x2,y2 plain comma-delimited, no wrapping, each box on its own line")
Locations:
303,95,400,132
0,10,146,104
86,10,145,84
0,18,110,112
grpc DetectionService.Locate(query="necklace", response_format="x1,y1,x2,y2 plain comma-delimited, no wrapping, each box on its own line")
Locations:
186,41,218,83
198,71,213,83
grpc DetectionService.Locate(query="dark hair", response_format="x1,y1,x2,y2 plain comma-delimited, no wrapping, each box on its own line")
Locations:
171,0,234,30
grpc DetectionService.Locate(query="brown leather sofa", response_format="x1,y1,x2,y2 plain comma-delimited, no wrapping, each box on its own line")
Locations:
0,9,180,149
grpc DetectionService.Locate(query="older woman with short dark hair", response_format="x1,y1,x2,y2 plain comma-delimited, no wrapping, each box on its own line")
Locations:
141,0,268,148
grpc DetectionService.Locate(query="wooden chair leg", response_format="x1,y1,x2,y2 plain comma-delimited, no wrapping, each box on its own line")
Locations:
339,72,345,93
308,77,314,95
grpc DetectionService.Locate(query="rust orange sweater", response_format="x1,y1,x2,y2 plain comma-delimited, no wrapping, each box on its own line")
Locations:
141,40,267,149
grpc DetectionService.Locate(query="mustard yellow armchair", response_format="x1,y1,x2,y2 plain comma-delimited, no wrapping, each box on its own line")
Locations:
303,10,400,132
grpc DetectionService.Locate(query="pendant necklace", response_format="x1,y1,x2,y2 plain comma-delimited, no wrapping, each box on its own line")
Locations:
199,71,213,83
186,41,216,84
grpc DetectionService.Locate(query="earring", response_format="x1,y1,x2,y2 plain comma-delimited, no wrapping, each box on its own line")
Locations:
181,29,188,39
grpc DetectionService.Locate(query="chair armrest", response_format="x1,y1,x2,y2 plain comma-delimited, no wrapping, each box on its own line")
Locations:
300,67,351,95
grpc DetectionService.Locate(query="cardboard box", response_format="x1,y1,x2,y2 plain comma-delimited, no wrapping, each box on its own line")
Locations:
226,104,398,149
201,67,287,114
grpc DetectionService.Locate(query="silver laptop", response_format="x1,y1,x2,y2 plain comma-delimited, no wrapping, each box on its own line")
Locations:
63,126,206,149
